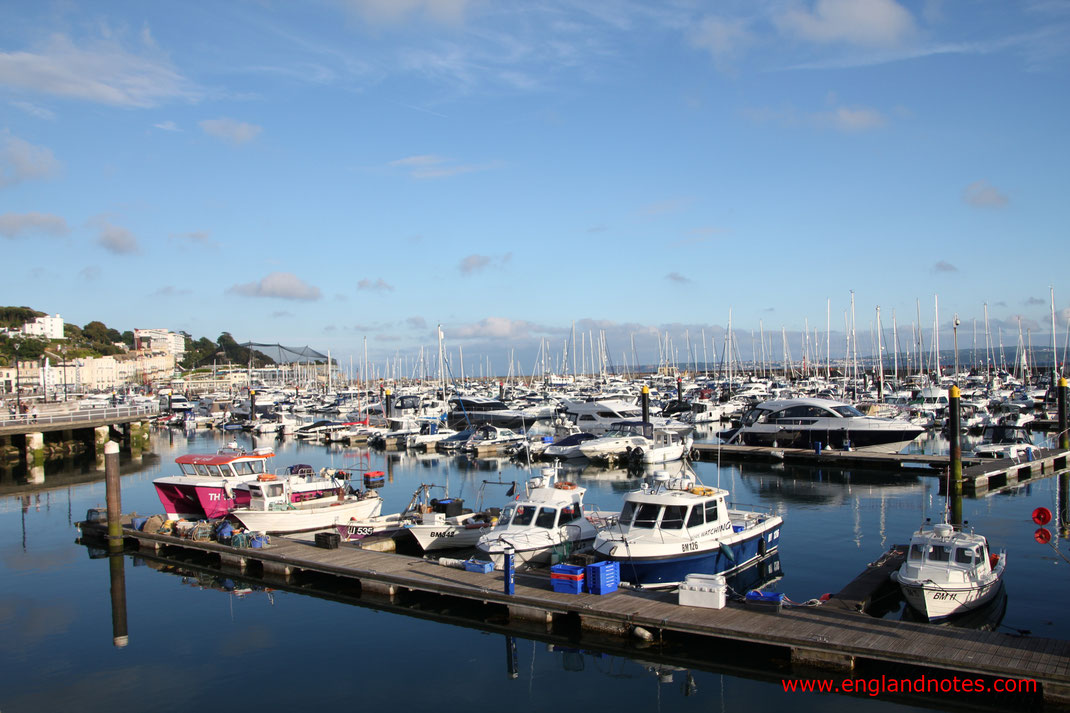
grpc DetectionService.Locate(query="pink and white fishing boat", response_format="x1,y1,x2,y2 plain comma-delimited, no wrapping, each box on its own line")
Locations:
154,446,356,521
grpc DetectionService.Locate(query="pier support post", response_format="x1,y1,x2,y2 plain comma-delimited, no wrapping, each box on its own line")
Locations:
108,552,129,648
641,385,650,424
105,441,122,552
1059,377,1068,451
385,388,393,419
948,385,962,527
23,431,44,469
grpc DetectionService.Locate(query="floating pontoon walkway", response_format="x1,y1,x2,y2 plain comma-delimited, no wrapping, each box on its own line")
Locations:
81,518,1070,705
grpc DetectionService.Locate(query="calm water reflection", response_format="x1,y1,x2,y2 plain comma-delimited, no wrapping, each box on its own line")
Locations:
1,427,1065,712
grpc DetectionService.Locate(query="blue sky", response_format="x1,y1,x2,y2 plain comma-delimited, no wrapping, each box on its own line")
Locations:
2,1,1068,373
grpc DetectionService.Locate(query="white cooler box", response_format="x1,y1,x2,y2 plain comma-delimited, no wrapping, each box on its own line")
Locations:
678,573,727,609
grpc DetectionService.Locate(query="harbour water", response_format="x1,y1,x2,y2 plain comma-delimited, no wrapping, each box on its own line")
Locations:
2,428,1066,712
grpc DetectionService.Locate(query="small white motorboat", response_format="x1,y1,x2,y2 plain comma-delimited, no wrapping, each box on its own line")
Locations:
476,464,608,570
891,521,1006,621
231,476,382,534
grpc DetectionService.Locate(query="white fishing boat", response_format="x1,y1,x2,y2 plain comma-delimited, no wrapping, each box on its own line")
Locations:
476,465,607,570
891,521,1006,621
592,470,782,588
231,476,382,534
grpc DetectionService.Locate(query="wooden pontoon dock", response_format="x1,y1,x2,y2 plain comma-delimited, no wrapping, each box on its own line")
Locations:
80,517,1070,706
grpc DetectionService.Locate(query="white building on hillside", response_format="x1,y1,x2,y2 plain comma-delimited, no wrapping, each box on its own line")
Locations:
22,314,65,340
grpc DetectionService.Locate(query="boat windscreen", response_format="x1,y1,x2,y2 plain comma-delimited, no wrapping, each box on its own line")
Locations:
633,503,660,529
661,506,686,530
832,405,864,417
534,507,557,529
513,505,536,527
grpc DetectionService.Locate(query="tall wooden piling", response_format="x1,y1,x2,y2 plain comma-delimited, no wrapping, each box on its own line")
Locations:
385,388,393,419
108,552,129,648
948,385,963,526
641,385,650,423
105,441,122,551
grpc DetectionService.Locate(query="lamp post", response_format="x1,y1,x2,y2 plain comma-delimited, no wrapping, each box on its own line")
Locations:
14,341,21,416
953,315,961,384
62,346,68,402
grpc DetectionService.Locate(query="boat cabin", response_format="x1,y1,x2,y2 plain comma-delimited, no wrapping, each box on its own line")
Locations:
175,448,275,478
900,524,993,584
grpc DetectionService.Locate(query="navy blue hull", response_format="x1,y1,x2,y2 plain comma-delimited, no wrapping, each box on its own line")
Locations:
609,525,781,587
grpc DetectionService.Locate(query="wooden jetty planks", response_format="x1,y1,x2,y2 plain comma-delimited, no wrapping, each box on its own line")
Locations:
95,520,1070,688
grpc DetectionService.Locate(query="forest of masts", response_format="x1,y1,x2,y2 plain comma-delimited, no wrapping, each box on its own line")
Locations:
254,294,1069,389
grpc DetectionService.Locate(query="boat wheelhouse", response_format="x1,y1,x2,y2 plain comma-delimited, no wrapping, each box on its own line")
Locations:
578,421,692,465
153,446,276,520
592,471,782,588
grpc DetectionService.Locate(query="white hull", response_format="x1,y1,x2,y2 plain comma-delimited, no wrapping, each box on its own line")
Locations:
233,495,382,533
895,574,1004,620
406,520,488,551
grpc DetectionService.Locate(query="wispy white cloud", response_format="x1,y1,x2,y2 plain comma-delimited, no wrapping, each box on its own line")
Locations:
458,252,511,275
152,285,192,297
0,132,61,188
773,0,917,48
10,100,55,120
388,154,496,179
357,277,395,291
0,212,68,239
169,230,218,248
0,31,200,108
227,272,322,301
639,197,693,217
340,0,475,26
743,100,888,132
963,180,1008,208
154,120,181,132
88,215,140,255
200,118,262,144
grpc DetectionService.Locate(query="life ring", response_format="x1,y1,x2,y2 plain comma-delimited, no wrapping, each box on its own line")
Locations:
554,481,578,490
257,474,277,481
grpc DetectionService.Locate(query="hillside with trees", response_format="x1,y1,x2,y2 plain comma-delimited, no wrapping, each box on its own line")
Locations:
1,306,273,370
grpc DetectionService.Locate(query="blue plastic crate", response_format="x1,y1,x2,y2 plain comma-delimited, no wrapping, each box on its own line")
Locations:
744,590,784,613
463,558,494,574
551,578,584,595
550,564,585,578
585,561,619,595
